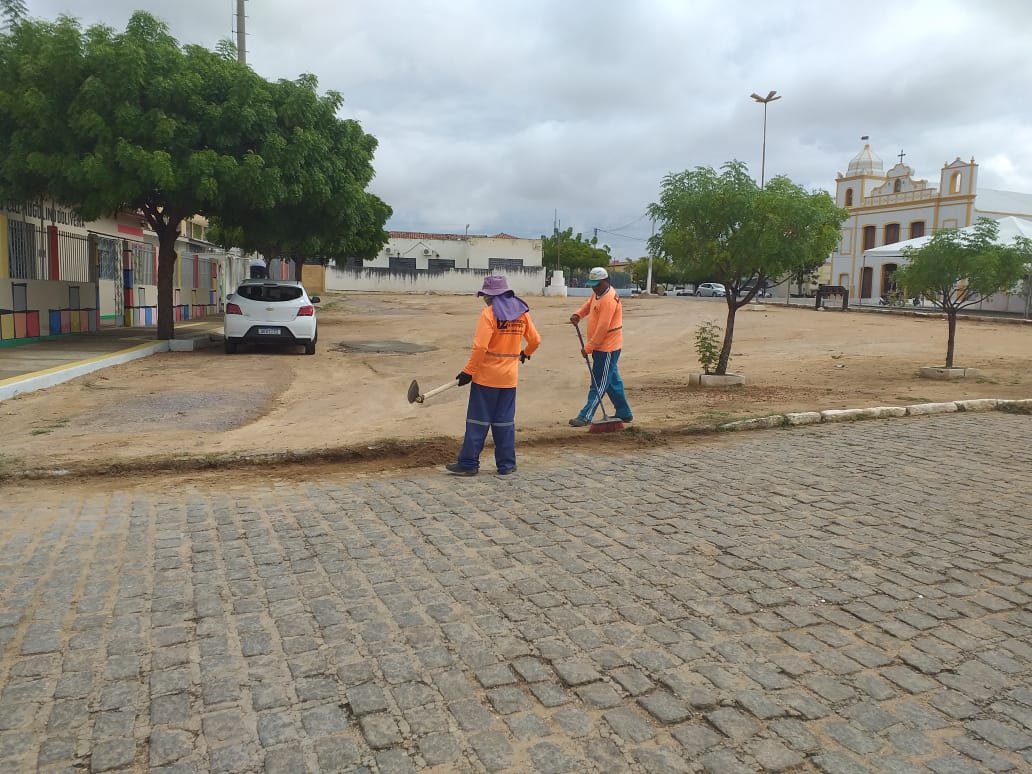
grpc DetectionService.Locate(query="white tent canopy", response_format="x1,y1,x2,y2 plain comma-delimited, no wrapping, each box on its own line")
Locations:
863,215,1032,260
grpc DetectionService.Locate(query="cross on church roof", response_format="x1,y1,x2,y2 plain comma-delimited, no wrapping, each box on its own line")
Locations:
898,148,906,164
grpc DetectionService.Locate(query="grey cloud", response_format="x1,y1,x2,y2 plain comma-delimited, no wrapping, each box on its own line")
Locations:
25,0,1032,257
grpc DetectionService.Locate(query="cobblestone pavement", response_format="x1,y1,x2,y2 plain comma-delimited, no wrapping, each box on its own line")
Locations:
2,413,1031,774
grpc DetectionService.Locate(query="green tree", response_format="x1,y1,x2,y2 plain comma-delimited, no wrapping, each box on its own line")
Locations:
894,217,1031,368
541,227,611,279
208,74,392,277
0,12,388,340
0,0,26,31
647,160,845,374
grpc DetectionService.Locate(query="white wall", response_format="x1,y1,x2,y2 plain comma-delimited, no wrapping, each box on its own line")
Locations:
325,266,547,295
368,234,543,270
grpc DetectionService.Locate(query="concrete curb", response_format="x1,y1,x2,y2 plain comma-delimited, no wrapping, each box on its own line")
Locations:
0,333,217,402
0,341,170,402
718,398,1032,432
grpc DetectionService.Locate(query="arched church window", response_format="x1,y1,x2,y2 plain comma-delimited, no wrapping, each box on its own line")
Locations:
893,179,901,193
845,189,854,206
951,172,962,193
884,223,900,245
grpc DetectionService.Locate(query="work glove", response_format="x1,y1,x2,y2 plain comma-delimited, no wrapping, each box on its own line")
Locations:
519,350,529,363
569,314,580,325
456,372,473,386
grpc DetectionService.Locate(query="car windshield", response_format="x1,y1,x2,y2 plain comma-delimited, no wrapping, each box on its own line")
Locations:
236,285,304,303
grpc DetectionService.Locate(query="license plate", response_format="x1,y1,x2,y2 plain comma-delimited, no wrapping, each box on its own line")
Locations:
257,327,280,335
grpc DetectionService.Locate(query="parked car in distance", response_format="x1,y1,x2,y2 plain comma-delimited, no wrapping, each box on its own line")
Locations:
739,284,772,298
224,279,320,355
695,282,726,297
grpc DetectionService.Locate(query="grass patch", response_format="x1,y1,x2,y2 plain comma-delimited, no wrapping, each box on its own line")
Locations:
623,425,659,443
29,418,70,435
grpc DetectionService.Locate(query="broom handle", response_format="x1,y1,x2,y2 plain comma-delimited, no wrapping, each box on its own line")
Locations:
574,322,611,420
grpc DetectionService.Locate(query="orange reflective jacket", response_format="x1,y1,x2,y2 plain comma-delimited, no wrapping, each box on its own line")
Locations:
463,307,541,388
575,287,623,353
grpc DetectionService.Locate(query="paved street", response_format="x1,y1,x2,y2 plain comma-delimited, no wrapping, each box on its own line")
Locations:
1,413,1031,773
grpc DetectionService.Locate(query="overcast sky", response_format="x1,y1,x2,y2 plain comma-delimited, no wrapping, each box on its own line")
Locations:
26,0,1032,259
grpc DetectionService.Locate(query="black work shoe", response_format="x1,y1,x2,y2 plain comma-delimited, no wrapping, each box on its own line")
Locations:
445,463,478,476
497,467,517,475
568,417,590,427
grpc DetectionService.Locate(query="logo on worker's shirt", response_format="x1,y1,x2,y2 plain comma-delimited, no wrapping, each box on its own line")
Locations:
496,319,526,334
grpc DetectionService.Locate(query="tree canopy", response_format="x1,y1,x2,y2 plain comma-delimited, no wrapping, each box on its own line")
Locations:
540,227,612,277
647,160,846,374
207,73,392,275
0,12,390,339
894,217,1031,367
0,0,26,31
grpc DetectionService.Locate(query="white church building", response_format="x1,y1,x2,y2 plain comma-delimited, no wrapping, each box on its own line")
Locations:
828,142,1032,302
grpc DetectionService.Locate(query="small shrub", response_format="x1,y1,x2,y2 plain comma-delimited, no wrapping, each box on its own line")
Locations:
694,320,723,375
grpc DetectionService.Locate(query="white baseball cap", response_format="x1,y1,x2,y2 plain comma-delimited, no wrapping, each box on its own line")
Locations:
585,267,609,286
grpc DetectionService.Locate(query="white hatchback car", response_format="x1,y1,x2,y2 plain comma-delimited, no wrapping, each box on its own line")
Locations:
695,282,726,297
224,280,319,355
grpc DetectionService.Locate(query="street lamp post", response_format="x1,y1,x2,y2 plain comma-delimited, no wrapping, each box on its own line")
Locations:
750,90,781,188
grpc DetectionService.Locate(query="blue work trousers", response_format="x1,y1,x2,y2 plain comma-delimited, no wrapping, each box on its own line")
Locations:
577,349,632,421
457,383,517,473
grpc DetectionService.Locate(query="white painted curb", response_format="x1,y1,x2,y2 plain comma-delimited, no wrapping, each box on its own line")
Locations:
0,342,170,402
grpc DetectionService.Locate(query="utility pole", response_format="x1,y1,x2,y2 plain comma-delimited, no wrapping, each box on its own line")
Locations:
645,218,654,295
236,0,247,64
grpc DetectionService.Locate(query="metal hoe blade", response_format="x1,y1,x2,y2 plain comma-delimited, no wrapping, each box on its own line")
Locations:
406,379,422,403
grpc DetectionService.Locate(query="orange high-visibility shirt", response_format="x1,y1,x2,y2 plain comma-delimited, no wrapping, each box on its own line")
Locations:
575,286,623,353
463,307,541,388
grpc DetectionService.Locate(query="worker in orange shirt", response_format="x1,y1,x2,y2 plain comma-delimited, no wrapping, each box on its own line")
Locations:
447,275,541,476
568,267,633,426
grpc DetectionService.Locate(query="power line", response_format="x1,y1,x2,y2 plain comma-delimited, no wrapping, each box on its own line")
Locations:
594,229,648,242
596,212,650,233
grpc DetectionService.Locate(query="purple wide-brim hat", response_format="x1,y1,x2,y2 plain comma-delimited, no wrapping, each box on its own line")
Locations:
477,275,511,297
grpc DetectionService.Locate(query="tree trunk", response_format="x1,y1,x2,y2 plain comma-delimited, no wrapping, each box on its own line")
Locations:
152,219,183,341
945,310,957,368
716,299,737,375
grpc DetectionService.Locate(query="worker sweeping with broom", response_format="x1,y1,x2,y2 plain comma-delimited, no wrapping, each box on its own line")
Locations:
568,267,633,430
446,275,541,476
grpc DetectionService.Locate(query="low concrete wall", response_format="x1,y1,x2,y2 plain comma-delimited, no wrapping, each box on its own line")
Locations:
325,266,547,295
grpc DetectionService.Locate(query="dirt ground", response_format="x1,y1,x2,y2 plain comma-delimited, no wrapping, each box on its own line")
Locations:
2,291,1031,482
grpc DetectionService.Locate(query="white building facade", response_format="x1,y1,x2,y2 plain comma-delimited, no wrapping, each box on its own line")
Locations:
829,143,1032,301
325,231,546,295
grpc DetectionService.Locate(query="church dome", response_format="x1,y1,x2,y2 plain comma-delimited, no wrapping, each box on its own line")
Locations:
847,144,884,176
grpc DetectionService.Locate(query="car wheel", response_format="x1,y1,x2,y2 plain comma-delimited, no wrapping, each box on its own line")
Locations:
695,290,701,296
224,338,237,354
304,338,316,355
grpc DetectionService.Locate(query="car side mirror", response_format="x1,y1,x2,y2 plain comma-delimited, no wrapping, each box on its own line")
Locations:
310,296,320,304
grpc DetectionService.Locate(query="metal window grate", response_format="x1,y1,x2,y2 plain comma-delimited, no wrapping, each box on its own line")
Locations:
7,220,44,279
57,231,90,282
132,242,155,285
97,237,119,280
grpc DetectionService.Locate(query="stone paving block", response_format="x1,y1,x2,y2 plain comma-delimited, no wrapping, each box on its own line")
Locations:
3,412,1032,774
749,737,806,772
470,730,513,772
358,713,402,749
552,659,601,687
706,707,762,741
602,707,656,743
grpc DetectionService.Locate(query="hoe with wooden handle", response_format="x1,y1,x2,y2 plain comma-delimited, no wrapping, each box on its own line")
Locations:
407,377,458,404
